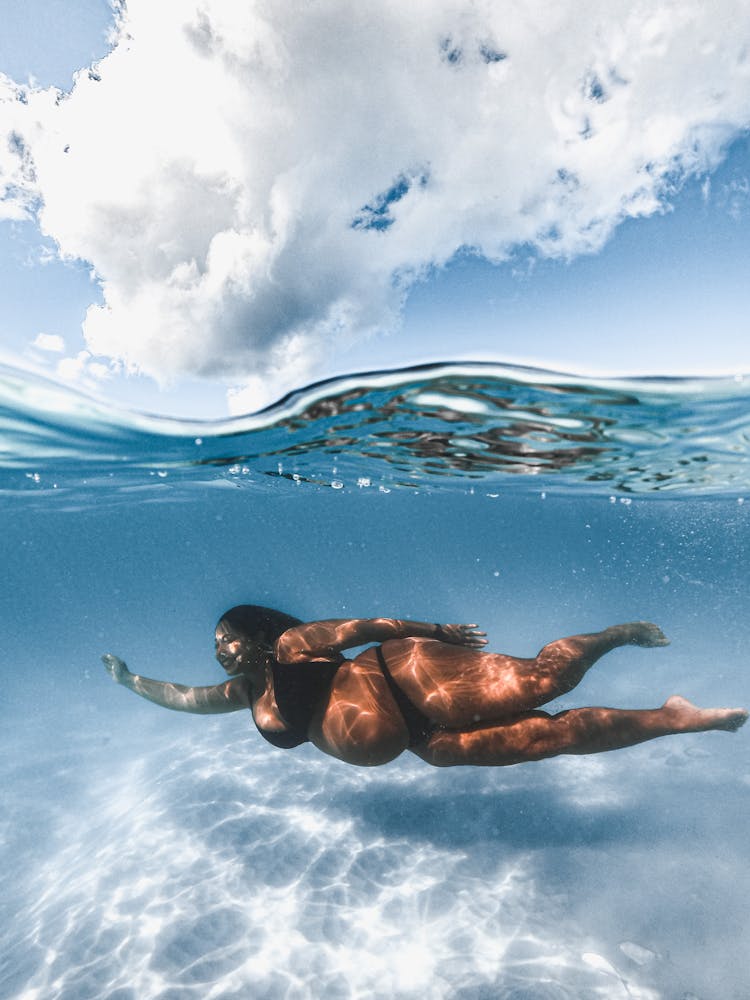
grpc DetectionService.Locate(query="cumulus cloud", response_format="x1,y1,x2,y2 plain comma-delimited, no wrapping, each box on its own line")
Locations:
3,0,750,405
32,332,65,353
28,332,111,384
54,349,112,384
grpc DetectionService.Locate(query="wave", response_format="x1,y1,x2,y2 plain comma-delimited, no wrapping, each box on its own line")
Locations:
2,360,750,499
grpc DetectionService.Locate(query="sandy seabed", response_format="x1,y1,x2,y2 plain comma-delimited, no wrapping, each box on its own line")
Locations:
2,696,748,1000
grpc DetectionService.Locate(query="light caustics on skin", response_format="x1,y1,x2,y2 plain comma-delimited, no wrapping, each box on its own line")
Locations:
2,1,750,406
327,624,746,768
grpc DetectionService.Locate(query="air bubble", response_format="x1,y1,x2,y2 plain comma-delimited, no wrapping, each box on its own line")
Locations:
331,480,344,490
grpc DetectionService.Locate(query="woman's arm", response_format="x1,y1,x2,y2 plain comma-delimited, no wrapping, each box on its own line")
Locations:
274,618,487,664
102,654,250,714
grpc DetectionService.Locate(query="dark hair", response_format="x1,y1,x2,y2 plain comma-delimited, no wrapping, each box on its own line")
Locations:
217,605,302,645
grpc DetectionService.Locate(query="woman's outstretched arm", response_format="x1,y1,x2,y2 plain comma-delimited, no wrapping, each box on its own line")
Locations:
102,654,250,714
275,617,487,664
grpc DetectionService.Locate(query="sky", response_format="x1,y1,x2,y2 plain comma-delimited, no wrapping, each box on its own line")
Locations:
1,0,750,418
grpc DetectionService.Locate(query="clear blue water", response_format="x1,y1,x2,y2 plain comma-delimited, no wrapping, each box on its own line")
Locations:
1,362,748,999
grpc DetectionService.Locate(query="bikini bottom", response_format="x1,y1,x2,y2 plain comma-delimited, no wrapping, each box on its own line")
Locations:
375,644,438,748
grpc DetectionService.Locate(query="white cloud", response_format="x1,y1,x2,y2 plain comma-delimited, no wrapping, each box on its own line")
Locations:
3,0,750,406
54,348,113,385
32,332,65,352
55,349,94,381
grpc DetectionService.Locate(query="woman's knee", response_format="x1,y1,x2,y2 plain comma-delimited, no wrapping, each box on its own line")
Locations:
414,714,558,767
411,729,478,767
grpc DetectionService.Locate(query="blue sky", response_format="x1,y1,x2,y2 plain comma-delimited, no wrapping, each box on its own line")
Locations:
1,0,750,417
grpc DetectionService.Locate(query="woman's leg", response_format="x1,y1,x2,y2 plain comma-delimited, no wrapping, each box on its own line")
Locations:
383,622,670,726
413,696,748,767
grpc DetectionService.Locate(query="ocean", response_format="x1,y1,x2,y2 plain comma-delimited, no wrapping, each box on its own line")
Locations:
1,361,748,1000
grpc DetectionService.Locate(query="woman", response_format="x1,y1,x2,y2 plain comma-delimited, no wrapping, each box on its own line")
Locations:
103,607,747,767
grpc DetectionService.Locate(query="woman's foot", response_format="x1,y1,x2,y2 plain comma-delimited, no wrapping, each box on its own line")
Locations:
615,622,670,647
663,694,748,733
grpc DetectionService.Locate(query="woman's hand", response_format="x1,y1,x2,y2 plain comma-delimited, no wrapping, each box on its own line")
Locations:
435,624,488,649
102,653,131,685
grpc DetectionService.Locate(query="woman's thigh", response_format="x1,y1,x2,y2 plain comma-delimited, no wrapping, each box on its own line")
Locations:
378,637,550,726
308,651,409,766
410,711,558,767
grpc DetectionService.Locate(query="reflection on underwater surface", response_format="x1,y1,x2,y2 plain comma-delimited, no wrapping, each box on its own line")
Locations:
2,360,750,499
1,362,749,999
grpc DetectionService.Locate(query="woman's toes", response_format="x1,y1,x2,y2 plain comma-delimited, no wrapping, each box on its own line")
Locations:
630,622,670,647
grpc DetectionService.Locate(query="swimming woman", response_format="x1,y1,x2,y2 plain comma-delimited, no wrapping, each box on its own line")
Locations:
103,607,747,767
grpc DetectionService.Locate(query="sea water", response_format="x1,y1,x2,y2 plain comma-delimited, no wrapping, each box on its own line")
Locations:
1,362,748,1000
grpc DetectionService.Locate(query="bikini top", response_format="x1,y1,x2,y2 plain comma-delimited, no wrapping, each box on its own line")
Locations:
254,648,437,750
253,659,340,749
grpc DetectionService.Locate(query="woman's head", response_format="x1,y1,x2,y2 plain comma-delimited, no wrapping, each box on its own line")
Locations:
214,605,302,675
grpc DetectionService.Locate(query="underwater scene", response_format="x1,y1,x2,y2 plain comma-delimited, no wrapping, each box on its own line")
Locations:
2,360,749,1000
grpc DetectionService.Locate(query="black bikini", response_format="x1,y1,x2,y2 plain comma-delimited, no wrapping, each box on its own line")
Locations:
374,645,438,747
255,660,339,749
254,647,437,749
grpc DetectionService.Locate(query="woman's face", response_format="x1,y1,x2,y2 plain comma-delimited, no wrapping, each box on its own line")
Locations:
215,622,267,675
